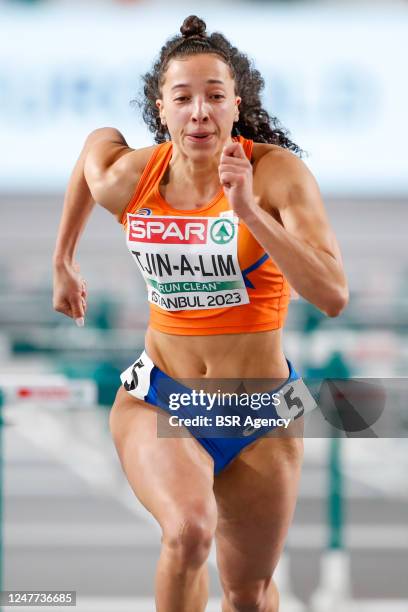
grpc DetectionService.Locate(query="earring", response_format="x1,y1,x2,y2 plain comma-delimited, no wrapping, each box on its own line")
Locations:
161,118,167,126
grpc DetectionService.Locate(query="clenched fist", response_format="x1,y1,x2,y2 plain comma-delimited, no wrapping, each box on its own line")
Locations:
218,142,256,217
53,261,87,326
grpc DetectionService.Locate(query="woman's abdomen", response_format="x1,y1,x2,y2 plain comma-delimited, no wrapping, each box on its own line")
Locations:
145,327,289,380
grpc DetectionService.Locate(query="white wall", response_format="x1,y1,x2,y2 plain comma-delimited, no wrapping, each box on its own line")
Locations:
0,4,407,196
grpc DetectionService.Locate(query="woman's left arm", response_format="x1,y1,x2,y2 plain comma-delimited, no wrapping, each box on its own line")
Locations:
220,143,349,317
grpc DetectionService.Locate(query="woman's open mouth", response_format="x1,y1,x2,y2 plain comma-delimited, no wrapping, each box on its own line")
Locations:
186,133,214,143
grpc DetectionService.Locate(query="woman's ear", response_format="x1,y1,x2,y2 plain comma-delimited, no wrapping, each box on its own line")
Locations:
235,97,241,121
156,99,166,125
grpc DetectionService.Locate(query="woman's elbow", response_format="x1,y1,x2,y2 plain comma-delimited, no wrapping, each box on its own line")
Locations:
85,127,124,145
324,286,349,318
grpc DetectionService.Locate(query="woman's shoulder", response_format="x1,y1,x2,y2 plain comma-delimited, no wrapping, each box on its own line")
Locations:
251,141,313,212
114,144,160,178
251,141,297,167
251,141,309,184
87,142,161,219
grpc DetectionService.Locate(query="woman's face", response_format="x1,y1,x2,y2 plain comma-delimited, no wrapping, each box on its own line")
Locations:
156,53,241,160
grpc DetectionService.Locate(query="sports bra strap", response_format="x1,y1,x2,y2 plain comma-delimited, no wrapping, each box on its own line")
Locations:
120,142,172,224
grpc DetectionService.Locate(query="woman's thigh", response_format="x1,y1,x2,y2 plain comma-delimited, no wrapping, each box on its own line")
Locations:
109,385,217,532
213,418,304,587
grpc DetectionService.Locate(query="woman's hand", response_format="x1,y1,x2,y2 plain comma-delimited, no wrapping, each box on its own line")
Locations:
218,142,256,218
53,261,87,326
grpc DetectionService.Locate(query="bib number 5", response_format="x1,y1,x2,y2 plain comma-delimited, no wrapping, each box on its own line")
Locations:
282,386,305,420
123,358,144,392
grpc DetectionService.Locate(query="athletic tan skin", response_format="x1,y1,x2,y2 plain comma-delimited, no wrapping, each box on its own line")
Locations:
53,54,348,612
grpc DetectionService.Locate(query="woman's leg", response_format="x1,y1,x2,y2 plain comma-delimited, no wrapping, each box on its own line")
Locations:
214,419,304,612
109,385,217,612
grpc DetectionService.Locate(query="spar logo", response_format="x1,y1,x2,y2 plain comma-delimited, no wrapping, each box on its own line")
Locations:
128,216,208,244
210,219,235,244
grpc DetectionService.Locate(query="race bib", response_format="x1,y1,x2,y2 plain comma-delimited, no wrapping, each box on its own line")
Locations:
126,214,250,311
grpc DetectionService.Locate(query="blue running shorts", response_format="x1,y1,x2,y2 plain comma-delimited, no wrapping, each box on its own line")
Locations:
120,350,316,474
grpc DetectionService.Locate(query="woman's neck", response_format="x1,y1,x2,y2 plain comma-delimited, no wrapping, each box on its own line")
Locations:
166,137,234,197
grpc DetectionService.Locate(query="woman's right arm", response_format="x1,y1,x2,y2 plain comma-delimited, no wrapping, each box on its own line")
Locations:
52,127,134,325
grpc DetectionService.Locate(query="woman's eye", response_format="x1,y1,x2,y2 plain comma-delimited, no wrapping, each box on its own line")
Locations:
174,95,224,102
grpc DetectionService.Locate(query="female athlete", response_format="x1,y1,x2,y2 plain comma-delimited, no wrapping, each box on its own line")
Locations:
53,15,348,612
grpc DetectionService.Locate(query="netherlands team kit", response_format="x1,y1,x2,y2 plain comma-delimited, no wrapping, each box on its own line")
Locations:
119,136,316,473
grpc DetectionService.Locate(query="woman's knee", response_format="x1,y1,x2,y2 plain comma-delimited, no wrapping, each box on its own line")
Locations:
161,505,217,570
224,578,275,612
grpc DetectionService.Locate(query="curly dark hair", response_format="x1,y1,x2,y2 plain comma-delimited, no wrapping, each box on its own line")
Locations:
136,15,303,156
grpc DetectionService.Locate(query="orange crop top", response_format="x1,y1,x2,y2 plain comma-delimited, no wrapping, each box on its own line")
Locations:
119,136,290,335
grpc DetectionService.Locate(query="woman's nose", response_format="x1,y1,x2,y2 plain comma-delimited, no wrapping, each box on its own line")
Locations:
191,99,210,121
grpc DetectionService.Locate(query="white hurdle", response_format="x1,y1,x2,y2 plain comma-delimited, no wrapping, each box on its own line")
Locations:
309,437,352,611
274,552,307,612
0,373,97,409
